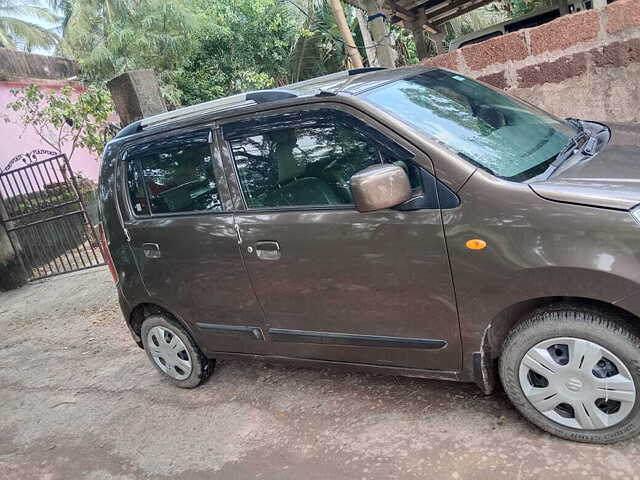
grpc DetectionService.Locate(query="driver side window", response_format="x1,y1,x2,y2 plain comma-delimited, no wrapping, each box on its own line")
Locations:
226,110,413,209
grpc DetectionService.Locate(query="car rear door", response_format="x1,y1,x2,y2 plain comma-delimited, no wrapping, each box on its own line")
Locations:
219,104,461,371
118,126,268,355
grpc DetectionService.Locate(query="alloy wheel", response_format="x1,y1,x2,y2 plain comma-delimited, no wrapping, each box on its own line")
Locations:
146,326,193,380
519,337,636,430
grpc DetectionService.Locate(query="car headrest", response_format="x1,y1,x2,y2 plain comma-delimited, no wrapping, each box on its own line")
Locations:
270,130,305,184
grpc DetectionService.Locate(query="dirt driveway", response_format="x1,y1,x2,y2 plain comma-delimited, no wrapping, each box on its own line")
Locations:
1,267,639,479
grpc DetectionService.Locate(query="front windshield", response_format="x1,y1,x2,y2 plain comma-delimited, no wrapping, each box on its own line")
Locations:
362,70,576,181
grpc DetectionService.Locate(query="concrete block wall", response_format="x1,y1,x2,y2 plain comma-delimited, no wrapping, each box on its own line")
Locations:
0,49,78,82
422,0,640,123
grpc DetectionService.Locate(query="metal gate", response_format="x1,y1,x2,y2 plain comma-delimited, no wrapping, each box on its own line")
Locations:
0,154,104,280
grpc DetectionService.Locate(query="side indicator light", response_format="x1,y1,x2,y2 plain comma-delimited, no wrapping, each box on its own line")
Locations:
466,239,487,250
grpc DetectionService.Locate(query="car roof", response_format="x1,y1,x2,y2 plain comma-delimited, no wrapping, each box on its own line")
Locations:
114,65,432,140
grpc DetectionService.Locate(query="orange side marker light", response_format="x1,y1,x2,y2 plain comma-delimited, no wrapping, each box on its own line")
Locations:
465,239,487,250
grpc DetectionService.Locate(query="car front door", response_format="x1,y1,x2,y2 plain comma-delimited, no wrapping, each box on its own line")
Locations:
220,105,461,371
119,127,268,355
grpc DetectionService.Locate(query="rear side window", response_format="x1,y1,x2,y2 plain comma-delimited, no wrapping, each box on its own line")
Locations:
126,130,222,215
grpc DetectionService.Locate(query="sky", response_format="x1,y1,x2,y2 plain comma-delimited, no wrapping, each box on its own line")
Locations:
18,0,60,55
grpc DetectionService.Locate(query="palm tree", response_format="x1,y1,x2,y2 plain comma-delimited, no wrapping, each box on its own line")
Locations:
48,0,72,30
0,0,60,51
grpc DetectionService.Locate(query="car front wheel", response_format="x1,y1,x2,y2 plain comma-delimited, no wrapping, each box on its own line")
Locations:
500,304,640,443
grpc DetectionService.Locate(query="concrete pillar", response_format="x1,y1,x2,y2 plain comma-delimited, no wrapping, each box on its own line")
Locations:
356,8,379,67
360,0,396,68
592,0,607,9
106,69,167,127
558,0,570,15
0,198,27,291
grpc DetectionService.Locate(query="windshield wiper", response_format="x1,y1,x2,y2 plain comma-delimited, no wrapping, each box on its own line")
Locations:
555,130,589,164
566,117,585,132
534,128,591,180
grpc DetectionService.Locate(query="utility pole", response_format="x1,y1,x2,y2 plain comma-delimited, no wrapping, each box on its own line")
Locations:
328,0,364,70
355,8,378,67
359,0,396,68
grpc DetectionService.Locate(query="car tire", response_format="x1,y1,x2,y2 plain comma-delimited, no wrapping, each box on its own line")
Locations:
500,303,640,443
141,314,214,388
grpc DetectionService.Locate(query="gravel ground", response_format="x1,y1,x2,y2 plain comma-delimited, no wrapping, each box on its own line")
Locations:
1,267,640,479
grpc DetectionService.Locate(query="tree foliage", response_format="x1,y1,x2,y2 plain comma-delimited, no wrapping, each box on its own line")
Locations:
507,0,552,17
0,0,60,51
6,85,115,159
175,0,299,106
60,0,195,105
51,0,552,107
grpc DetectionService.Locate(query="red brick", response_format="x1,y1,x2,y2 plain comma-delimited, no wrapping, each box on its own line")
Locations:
476,71,509,90
516,53,588,88
529,10,599,56
606,0,640,34
592,38,640,68
461,32,528,71
421,50,460,71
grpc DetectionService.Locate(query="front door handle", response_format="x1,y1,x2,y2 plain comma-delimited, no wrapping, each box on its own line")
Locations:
254,241,281,261
142,243,161,259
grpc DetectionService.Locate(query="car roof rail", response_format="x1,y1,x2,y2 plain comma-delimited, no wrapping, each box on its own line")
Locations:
286,67,387,91
245,89,299,103
114,68,387,139
114,93,256,138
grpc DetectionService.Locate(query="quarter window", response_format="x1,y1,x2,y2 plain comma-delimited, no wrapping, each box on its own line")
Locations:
126,131,222,215
227,110,413,209
127,159,149,216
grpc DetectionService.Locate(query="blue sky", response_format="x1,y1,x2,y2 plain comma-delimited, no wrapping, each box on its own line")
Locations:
19,0,60,54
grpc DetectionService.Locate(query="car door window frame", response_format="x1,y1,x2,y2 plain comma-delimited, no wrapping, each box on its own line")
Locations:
218,102,436,213
118,124,234,220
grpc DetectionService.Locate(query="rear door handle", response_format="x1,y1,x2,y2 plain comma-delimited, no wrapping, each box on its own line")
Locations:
142,243,161,259
254,241,281,261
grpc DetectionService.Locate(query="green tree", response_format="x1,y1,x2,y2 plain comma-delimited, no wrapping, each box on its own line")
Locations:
507,0,551,16
175,0,299,106
6,85,115,160
0,0,60,51
60,0,195,105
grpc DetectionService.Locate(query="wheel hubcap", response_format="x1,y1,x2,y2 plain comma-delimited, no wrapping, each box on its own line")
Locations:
519,337,636,430
147,326,192,380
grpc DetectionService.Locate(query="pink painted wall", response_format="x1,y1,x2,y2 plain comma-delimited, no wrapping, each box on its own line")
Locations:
0,80,101,181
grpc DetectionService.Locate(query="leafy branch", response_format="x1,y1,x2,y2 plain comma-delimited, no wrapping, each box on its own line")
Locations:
6,85,116,161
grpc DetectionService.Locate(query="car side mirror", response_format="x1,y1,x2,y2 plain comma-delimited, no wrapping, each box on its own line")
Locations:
350,164,412,213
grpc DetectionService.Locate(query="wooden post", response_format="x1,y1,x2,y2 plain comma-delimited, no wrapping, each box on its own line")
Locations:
360,0,396,68
328,0,364,70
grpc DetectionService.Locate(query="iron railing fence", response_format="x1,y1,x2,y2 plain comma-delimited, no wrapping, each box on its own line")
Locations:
0,154,104,280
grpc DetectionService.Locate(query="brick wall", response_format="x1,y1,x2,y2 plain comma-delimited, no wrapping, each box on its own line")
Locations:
422,0,640,123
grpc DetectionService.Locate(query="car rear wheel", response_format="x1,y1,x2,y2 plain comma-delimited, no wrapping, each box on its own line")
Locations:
141,314,214,388
500,304,640,443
